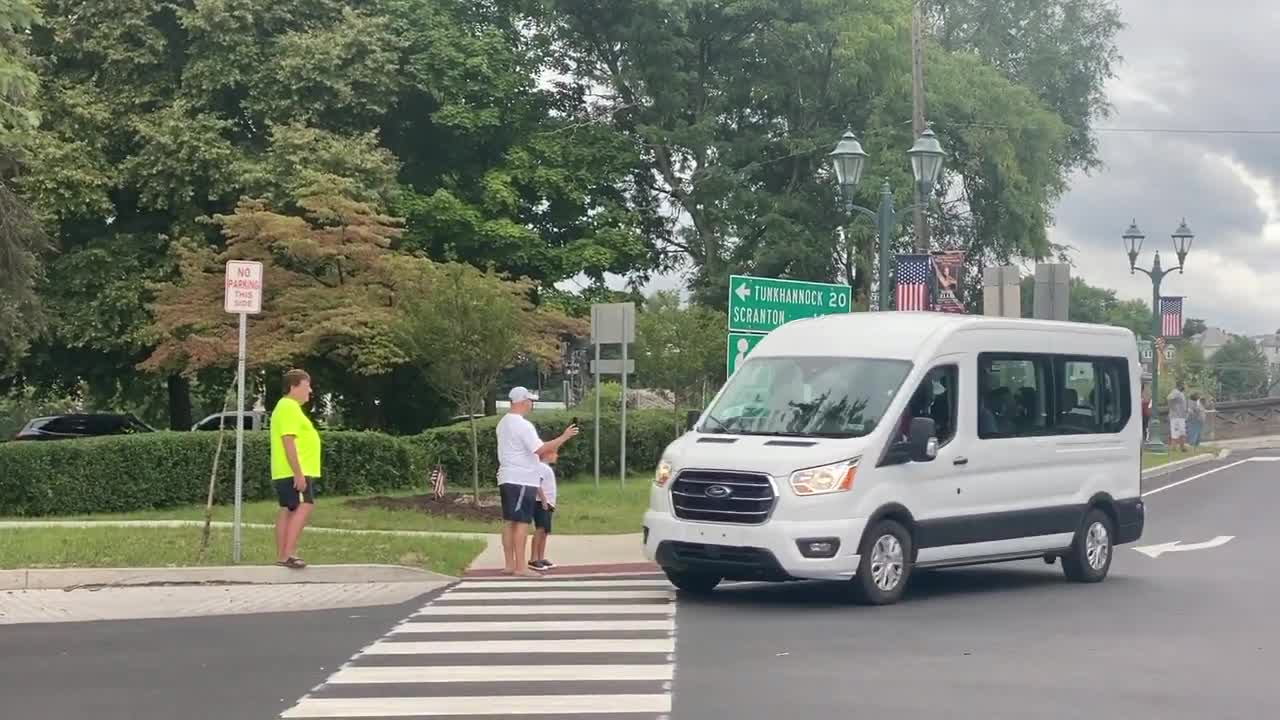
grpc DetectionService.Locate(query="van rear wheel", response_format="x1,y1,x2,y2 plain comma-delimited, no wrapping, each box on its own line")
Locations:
664,568,721,594
849,519,913,605
1062,509,1114,583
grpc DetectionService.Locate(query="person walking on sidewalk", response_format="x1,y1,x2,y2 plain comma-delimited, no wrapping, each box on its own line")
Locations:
271,369,320,569
496,387,577,577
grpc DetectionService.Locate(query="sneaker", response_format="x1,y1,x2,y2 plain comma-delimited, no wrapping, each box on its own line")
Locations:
527,560,548,572
538,559,556,569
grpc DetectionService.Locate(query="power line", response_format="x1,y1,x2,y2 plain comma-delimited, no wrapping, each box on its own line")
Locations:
941,121,1280,137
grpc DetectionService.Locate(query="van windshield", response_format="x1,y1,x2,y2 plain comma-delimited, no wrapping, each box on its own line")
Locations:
701,356,912,438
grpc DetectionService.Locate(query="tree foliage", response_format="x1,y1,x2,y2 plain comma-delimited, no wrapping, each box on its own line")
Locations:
1211,336,1269,402
0,0,46,372
145,191,406,376
1019,275,1150,336
634,291,726,422
395,261,584,499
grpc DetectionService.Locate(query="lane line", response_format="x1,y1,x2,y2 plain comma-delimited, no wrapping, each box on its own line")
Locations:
1143,459,1249,497
326,665,675,684
389,620,674,634
361,639,676,655
281,694,672,717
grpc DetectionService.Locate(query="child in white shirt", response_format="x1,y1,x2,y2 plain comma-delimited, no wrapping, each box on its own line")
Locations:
529,451,558,571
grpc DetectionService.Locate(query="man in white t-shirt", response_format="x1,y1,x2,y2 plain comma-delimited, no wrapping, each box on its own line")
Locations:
496,387,578,576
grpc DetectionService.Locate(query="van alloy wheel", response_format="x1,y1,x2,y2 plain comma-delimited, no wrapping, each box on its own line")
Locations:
870,535,905,591
1062,508,1114,584
1085,521,1111,571
850,519,913,605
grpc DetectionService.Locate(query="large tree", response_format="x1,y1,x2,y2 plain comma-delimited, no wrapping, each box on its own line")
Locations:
12,0,640,427
539,0,1079,308
0,0,46,373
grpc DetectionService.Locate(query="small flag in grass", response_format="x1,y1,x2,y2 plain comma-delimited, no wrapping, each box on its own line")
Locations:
430,465,446,499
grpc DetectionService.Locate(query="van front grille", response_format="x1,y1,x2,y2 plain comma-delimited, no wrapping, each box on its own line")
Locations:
670,470,775,525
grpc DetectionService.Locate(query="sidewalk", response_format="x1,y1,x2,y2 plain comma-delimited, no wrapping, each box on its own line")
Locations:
1208,435,1280,451
0,581,445,625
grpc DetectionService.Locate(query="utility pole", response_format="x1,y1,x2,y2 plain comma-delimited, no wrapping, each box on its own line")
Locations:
911,0,930,253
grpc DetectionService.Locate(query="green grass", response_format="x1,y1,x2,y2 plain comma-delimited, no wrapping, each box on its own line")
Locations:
0,526,486,575
1,475,654,536
1142,448,1214,469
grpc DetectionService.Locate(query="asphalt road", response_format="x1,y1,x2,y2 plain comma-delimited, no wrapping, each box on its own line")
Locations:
1,589,442,720
3,452,1275,719
674,450,1280,720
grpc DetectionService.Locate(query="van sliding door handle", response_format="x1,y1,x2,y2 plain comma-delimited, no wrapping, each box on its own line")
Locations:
953,457,969,466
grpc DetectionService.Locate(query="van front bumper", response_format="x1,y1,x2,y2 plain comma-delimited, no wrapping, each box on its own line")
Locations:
643,511,864,582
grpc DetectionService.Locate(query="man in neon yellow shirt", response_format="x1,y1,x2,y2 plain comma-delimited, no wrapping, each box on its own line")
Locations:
271,369,321,569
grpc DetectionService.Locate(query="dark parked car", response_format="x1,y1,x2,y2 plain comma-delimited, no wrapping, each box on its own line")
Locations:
12,413,157,441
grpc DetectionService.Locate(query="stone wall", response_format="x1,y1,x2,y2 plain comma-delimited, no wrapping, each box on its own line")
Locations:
1205,398,1280,441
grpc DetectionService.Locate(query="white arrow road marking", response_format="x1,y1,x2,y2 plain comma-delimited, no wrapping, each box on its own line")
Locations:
735,283,751,301
1133,535,1235,558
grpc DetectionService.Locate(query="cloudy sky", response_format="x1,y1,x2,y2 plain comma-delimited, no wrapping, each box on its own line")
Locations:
1055,0,1280,336
582,2,1280,336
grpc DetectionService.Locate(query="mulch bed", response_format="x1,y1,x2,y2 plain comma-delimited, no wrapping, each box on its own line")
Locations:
343,493,501,523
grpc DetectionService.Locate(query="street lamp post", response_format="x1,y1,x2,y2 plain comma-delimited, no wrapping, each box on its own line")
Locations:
828,127,946,310
1123,218,1195,452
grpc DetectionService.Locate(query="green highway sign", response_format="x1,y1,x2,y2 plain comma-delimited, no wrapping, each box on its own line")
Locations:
727,332,765,376
727,274,852,333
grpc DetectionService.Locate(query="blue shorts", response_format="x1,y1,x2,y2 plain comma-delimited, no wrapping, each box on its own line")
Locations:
499,483,536,524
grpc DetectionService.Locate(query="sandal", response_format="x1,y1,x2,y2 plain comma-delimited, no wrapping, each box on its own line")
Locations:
281,557,307,569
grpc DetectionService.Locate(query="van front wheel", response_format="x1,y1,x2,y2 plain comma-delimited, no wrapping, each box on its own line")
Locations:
1062,509,1114,583
664,568,721,594
850,520,913,605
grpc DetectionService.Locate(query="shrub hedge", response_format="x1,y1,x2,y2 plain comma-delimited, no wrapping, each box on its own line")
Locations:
416,409,681,486
0,409,682,516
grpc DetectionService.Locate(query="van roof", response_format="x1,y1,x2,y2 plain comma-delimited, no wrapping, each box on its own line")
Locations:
753,312,1136,361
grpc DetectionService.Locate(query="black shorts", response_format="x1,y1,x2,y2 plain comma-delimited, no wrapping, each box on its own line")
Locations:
499,483,537,524
534,503,554,534
275,477,317,511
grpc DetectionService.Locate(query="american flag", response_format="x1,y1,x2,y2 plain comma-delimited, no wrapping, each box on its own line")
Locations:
430,465,446,499
1160,297,1183,338
895,254,932,311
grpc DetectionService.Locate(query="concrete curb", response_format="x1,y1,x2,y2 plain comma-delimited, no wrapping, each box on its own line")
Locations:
0,564,456,591
0,519,494,541
1140,449,1225,480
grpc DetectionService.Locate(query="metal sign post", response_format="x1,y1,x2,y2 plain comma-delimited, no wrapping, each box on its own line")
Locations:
589,303,635,487
224,260,263,563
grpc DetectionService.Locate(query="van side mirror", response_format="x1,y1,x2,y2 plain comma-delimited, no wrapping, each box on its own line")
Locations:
908,417,939,462
686,410,701,431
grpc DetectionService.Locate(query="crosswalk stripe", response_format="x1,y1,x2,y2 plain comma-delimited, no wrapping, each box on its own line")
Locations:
281,694,672,717
440,590,672,601
461,579,672,589
362,638,675,655
422,604,674,616
388,620,673,634
326,664,675,684
280,575,677,719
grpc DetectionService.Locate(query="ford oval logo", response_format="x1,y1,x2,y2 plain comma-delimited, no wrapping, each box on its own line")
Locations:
705,485,732,499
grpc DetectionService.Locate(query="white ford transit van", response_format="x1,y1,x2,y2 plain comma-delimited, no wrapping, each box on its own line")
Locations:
643,312,1145,604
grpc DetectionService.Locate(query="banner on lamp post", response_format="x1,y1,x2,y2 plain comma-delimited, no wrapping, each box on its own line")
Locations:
931,250,966,313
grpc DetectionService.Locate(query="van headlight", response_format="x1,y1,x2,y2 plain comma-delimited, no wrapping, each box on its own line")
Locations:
789,458,859,496
655,460,673,487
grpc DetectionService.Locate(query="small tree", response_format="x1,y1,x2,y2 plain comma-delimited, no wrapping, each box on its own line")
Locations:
395,261,581,502
635,291,726,430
